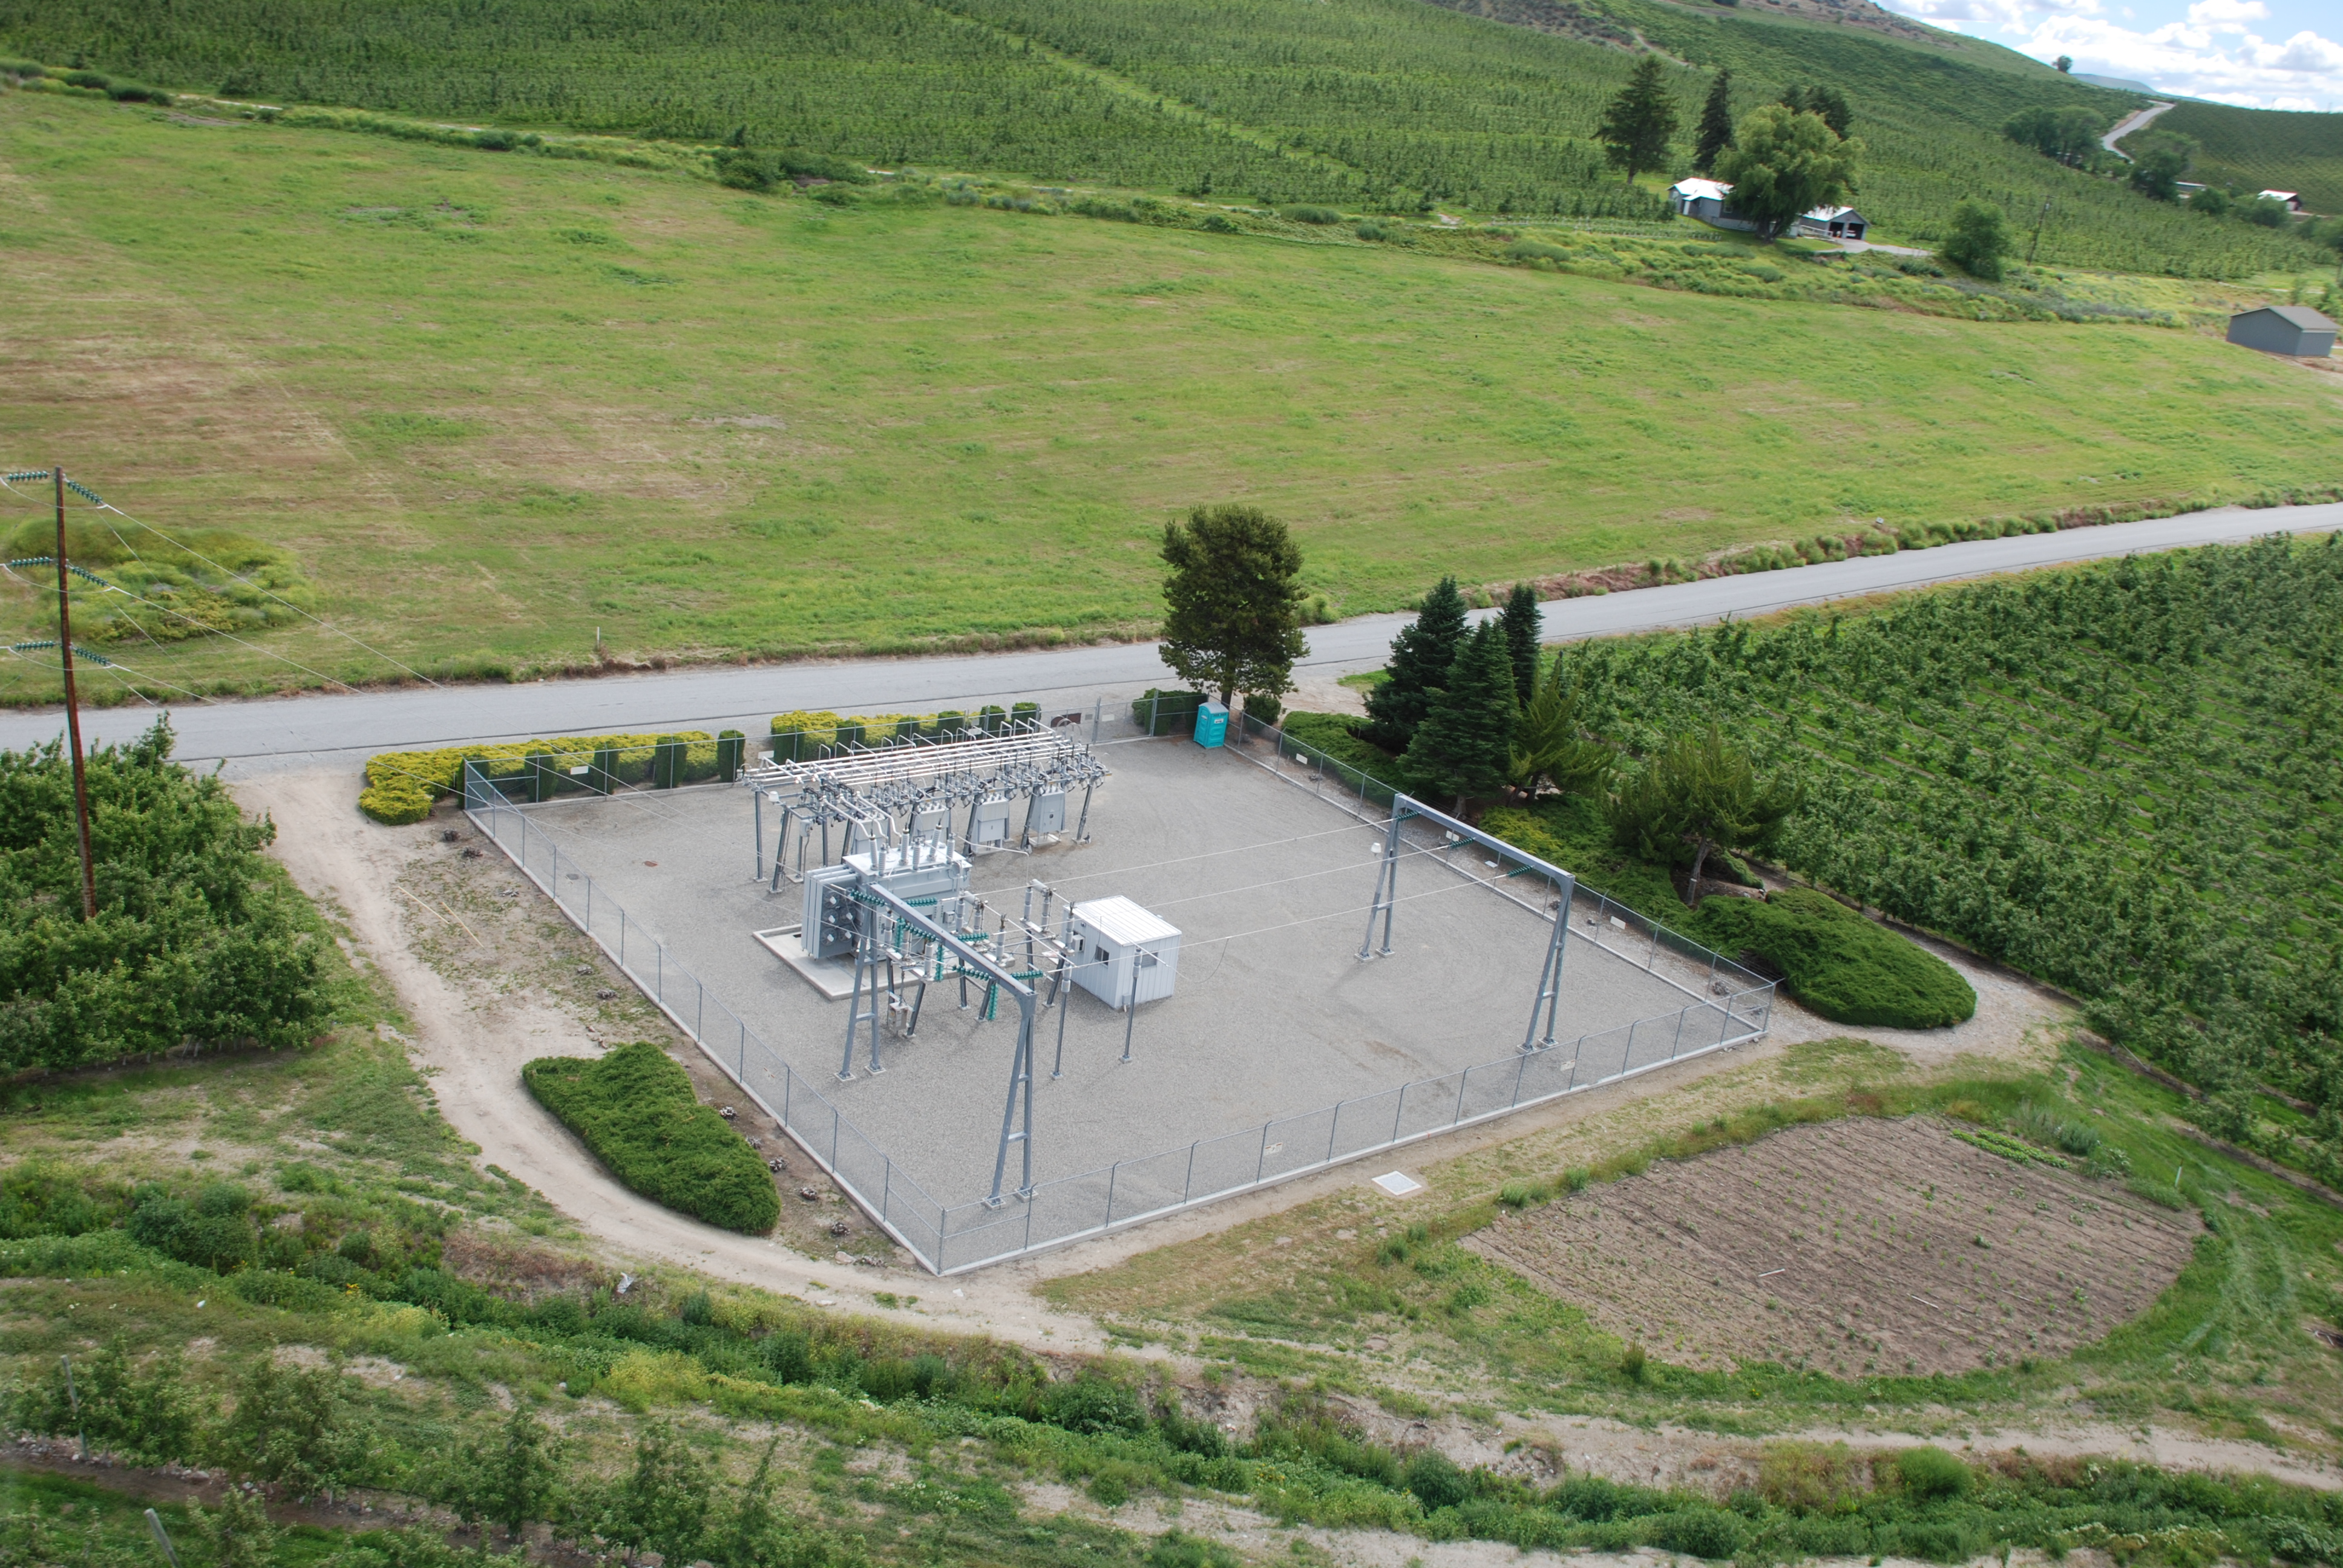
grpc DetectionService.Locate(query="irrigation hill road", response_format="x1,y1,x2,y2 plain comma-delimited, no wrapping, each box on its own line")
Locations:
4,501,2336,774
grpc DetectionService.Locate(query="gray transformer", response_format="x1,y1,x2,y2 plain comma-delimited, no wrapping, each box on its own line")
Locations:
803,842,971,960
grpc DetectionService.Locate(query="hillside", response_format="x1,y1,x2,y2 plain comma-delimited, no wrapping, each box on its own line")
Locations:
2130,100,2343,218
2,94,2338,696
0,0,2328,276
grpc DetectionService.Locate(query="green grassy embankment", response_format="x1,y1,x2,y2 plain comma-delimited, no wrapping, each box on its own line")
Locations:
3,94,2339,700
522,1044,780,1234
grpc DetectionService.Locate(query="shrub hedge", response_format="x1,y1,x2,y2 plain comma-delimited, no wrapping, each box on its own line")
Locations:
1685,888,1977,1028
360,730,719,823
522,1043,779,1232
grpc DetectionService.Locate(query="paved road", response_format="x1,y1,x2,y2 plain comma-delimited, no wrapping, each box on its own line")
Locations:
2102,100,2175,158
3,501,2333,771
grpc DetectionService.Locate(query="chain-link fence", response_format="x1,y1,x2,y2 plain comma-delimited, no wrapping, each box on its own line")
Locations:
464,691,1774,1275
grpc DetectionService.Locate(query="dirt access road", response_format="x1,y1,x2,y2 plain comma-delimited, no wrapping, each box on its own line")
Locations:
240,765,2342,1493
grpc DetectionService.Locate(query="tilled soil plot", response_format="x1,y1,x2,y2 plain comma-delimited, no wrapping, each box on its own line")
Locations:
1467,1117,2199,1377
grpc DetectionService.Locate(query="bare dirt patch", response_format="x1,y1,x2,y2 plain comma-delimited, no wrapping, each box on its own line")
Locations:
1468,1116,2198,1377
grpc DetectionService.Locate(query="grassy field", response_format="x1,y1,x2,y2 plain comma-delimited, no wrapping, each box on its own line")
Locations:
3,94,2341,699
5,0,2335,278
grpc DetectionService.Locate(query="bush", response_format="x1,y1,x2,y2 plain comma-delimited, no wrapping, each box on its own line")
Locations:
1643,1509,1747,1559
12,1338,199,1462
1355,221,1389,241
1403,1449,1472,1511
1686,889,1975,1029
363,728,718,815
1132,688,1206,736
1242,691,1282,726
1896,1445,1973,1501
522,1043,780,1232
1283,204,1342,224
712,146,779,190
1038,1376,1148,1436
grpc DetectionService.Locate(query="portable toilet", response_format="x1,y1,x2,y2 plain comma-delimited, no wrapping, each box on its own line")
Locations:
1066,896,1182,1009
1193,699,1229,749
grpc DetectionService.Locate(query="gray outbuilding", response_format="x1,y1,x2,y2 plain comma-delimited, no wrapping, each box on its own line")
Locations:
2226,304,2336,358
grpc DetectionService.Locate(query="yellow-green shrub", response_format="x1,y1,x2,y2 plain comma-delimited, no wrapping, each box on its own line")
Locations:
359,730,715,823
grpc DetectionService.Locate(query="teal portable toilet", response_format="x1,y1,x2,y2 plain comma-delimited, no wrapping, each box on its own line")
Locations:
1193,699,1228,749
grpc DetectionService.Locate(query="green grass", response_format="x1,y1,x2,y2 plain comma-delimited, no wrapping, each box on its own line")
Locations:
4,0,2332,279
522,1044,779,1233
2,95,2339,699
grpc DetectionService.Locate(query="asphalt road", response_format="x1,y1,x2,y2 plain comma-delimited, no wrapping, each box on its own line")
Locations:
4,500,2334,773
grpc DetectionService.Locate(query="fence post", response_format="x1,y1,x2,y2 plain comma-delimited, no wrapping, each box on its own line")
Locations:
1184,1141,1197,1202
1391,1083,1406,1143
1622,1022,1636,1077
1255,1123,1270,1183
738,1020,746,1080
1511,1051,1529,1108
831,1106,839,1167
1670,1005,1686,1060
1326,1101,1343,1162
1452,1070,1468,1125
657,944,663,1004
696,979,704,1041
1105,1163,1118,1227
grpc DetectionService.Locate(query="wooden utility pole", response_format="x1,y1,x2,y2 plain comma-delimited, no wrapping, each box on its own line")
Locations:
53,467,97,922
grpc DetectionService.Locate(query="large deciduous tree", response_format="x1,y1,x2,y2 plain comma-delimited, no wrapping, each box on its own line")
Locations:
1940,198,2013,281
1158,503,1308,708
1606,728,1802,903
1359,575,1469,753
1403,621,1520,809
1712,104,1863,239
1597,55,1680,183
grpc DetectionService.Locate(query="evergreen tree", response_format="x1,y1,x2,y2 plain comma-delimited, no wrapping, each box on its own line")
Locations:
1498,583,1541,708
1402,622,1519,809
1693,68,1734,175
1507,657,1614,800
1605,728,1802,903
1158,503,1309,708
1359,576,1469,753
1596,56,1680,183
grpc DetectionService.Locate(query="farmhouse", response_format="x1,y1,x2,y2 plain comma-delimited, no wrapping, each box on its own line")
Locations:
2258,189,2304,212
2226,304,2336,358
1666,177,1753,230
1665,178,1867,240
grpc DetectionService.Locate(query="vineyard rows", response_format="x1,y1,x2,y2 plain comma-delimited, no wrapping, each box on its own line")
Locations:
1556,534,2343,1163
2,0,2327,276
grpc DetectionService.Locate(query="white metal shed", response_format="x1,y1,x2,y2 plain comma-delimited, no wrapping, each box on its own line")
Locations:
1066,895,1182,1009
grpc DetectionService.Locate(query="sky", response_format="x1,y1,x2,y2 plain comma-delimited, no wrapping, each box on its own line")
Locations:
1873,0,2343,108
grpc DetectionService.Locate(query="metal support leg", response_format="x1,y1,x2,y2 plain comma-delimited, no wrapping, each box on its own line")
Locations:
1358,810,1403,961
1523,871,1574,1051
1121,999,1136,1064
753,789,764,882
1074,783,1095,844
1051,955,1072,1079
987,1005,1037,1204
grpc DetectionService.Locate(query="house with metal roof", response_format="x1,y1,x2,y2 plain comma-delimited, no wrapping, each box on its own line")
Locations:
2227,304,2336,358
2258,190,2304,212
1665,178,1867,240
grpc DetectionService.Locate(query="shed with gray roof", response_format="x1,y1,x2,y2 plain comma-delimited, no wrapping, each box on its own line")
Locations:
2226,304,2335,358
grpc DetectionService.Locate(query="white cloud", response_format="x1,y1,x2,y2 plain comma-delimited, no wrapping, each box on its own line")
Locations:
1877,0,2343,106
2185,0,2267,30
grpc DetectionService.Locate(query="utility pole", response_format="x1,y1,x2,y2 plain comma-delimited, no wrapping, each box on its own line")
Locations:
53,468,98,922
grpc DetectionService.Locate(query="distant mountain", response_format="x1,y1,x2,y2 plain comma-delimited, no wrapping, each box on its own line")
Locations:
2074,73,2158,94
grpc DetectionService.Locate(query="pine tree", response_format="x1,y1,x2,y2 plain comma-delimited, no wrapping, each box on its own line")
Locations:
1359,576,1468,753
1604,728,1802,904
1507,657,1614,800
1498,583,1541,708
1402,621,1519,809
1596,56,1680,183
1693,68,1734,175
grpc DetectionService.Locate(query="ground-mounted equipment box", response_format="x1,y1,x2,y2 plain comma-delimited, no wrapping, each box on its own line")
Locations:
1066,895,1182,1009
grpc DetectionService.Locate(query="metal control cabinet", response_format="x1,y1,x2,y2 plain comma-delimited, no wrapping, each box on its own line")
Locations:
1065,895,1182,1009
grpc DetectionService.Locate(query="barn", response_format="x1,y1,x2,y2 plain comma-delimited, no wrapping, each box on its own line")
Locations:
2226,305,2337,358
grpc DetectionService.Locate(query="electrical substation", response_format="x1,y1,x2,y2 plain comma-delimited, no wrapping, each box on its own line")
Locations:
464,702,1774,1273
